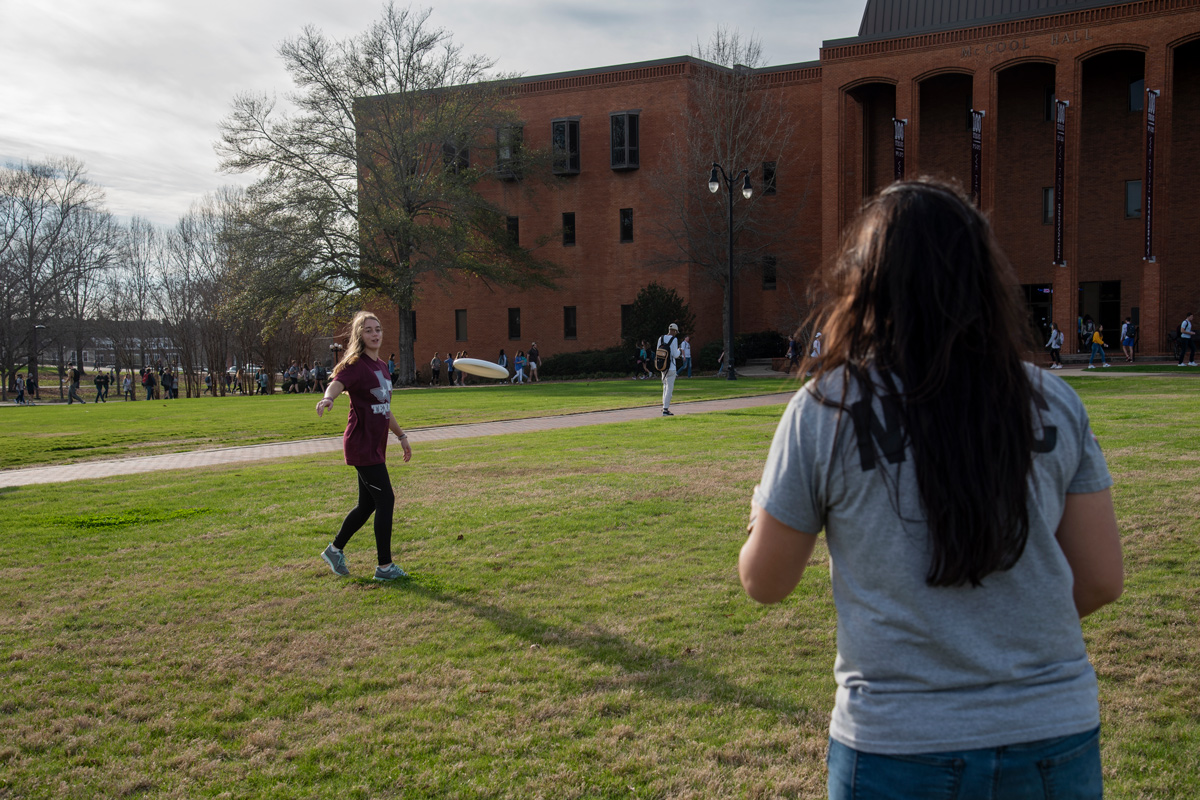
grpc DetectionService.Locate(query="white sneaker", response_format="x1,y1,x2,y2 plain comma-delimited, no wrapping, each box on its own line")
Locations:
1102,363,1111,368
1087,365,1096,369
1190,362,1198,366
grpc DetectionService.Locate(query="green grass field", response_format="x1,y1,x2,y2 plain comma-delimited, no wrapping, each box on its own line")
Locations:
0,376,1196,798
0,377,793,471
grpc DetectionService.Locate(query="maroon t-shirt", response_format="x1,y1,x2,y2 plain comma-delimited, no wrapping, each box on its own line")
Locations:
332,356,393,466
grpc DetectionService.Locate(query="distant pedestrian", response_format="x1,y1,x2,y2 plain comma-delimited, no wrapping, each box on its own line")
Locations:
67,363,85,405
1120,317,1135,363
430,353,441,386
681,336,692,378
93,370,106,403
1087,325,1111,368
446,352,455,386
1178,312,1195,366
656,323,681,416
511,350,526,384
1046,322,1064,369
528,342,540,382
123,373,133,400
14,373,25,405
497,349,508,374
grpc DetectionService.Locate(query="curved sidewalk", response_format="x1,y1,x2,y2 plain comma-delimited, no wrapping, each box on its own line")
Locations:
0,392,795,488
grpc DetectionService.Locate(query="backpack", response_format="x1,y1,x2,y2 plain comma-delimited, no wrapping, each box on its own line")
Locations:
654,336,675,372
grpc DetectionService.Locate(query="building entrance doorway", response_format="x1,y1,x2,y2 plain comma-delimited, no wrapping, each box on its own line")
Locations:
1079,281,1121,350
1021,284,1053,346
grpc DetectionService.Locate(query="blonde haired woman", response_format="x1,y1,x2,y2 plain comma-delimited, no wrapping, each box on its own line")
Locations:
316,312,413,580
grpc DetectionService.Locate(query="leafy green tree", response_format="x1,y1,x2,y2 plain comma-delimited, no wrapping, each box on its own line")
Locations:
621,282,695,354
217,3,557,384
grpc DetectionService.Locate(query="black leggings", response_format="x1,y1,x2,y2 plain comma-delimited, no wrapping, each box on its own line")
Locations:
333,463,394,566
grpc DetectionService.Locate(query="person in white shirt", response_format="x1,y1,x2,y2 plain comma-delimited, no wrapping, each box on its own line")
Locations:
1178,313,1195,366
657,323,682,416
681,336,692,378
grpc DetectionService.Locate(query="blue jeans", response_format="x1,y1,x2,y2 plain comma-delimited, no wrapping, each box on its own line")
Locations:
827,726,1101,800
1088,343,1107,365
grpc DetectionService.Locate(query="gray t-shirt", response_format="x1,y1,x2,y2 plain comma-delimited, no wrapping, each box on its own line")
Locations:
755,364,1113,754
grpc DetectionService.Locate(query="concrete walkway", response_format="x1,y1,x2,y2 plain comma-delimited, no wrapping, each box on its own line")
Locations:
0,392,796,488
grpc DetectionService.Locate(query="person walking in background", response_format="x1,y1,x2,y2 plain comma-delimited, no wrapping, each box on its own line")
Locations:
67,363,85,405
446,352,455,387
740,179,1122,799
316,311,413,582
14,373,25,405
387,353,397,386
497,349,508,376
1120,317,1135,363
430,353,441,386
93,370,106,402
1087,324,1111,369
527,342,540,382
1046,322,1064,369
681,336,692,378
511,350,526,384
26,370,38,400
1178,312,1195,366
123,373,133,400
656,322,681,416
1081,315,1096,354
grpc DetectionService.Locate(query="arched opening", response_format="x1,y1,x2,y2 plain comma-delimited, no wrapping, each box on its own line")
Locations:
917,72,973,187
842,82,896,222
992,62,1057,344
1077,50,1146,346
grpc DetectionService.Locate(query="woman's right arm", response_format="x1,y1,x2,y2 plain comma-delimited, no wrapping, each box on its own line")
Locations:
316,380,346,417
1055,488,1124,618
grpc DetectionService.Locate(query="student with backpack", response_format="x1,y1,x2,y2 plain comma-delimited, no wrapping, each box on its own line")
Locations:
655,323,681,416
1120,317,1136,363
1178,312,1195,366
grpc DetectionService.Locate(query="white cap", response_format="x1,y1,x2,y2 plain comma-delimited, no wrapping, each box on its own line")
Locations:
668,323,679,331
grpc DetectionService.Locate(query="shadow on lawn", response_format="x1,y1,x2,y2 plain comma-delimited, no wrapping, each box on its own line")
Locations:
378,573,807,717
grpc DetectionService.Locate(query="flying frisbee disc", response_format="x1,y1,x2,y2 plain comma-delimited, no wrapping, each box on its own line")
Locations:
453,357,510,379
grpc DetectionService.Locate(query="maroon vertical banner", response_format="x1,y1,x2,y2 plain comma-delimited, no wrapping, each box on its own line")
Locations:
1053,100,1069,267
892,118,907,181
1144,89,1159,261
970,109,985,205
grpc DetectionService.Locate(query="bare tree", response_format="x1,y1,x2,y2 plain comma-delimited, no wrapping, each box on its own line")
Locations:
53,207,121,373
217,2,558,385
653,29,810,369
0,157,104,399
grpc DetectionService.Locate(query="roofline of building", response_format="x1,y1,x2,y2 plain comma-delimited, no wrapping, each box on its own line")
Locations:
509,55,821,86
824,0,1126,48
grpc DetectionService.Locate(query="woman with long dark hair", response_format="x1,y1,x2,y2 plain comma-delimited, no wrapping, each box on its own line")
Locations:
316,311,413,581
739,180,1123,798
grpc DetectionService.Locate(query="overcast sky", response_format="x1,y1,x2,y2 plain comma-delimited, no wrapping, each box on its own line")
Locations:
1,1,865,226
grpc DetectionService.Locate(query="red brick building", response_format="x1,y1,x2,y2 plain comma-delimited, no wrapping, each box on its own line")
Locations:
378,0,1200,365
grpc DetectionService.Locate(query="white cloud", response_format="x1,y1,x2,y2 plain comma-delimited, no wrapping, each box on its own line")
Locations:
0,0,864,226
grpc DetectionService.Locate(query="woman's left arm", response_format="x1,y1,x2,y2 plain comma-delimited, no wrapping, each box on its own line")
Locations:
739,499,819,604
387,414,412,462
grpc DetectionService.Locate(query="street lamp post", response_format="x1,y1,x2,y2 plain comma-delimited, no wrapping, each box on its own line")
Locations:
708,163,752,380
31,324,46,400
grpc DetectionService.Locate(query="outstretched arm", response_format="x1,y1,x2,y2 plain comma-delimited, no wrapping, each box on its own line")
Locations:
315,380,345,417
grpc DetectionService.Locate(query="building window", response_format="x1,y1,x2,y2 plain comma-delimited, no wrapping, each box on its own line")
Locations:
443,141,468,173
508,308,521,340
1042,187,1054,225
562,212,576,246
552,118,580,175
1044,88,1056,123
497,124,523,180
1130,79,1145,113
563,306,577,340
1125,180,1142,218
455,309,468,341
619,208,633,242
506,216,520,246
762,162,777,195
762,255,777,290
610,112,640,170
620,304,633,338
